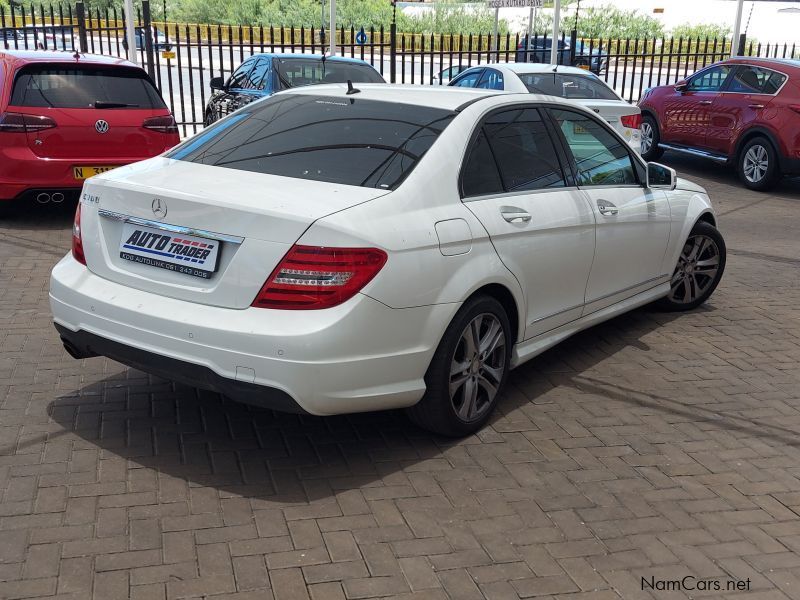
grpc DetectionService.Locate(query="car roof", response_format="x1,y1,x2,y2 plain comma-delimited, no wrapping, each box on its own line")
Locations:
250,53,374,66
0,49,139,69
727,56,800,73
493,63,596,76
279,83,586,113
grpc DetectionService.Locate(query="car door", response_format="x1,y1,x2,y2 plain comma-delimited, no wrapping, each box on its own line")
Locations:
460,107,596,339
705,64,787,156
662,64,732,147
548,107,671,314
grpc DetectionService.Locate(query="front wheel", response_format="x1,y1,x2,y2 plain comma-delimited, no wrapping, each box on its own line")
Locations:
738,136,780,191
656,221,726,312
407,296,512,437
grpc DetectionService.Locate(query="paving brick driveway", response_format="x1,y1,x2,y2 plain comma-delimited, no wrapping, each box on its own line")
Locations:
1,156,799,600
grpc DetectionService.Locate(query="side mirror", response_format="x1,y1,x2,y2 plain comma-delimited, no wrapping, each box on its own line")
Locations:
647,162,677,191
674,82,688,93
209,76,225,91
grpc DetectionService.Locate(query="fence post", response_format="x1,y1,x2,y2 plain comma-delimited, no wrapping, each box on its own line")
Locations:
75,2,88,53
389,22,397,83
142,0,156,80
569,28,577,64
736,33,746,56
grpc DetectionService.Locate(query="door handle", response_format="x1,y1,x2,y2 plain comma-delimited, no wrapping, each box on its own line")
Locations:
748,103,765,109
500,207,532,223
698,100,713,105
597,200,618,216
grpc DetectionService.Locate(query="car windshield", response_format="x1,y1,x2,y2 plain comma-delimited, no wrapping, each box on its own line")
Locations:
517,73,618,100
274,58,384,89
168,93,454,190
10,65,166,109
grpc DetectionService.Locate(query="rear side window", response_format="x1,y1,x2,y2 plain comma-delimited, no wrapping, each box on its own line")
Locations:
168,94,453,190
728,65,787,94
10,65,166,109
517,73,618,100
275,58,383,89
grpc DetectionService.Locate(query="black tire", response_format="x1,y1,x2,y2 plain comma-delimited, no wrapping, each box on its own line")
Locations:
203,108,216,127
737,136,780,191
406,295,512,437
640,115,663,161
656,221,726,312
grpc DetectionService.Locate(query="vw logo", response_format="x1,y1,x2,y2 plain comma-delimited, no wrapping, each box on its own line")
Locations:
151,198,167,219
94,119,109,134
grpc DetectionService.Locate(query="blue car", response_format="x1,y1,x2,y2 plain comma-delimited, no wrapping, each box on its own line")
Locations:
204,53,386,125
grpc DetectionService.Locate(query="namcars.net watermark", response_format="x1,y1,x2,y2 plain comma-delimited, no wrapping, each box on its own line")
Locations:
642,575,751,593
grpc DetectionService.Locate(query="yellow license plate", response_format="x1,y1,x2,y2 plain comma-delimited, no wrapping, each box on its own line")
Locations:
73,166,117,180
578,64,590,70
573,123,589,135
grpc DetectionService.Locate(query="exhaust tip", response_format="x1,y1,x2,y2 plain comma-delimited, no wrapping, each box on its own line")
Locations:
51,192,65,203
36,193,50,204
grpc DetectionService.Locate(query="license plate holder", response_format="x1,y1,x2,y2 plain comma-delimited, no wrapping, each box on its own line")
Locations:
119,223,220,279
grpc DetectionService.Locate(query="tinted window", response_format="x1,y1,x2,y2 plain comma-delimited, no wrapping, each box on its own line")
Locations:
227,59,255,89
551,108,638,186
168,94,453,190
687,65,731,92
245,57,270,90
451,70,483,88
517,73,618,100
10,66,166,109
461,130,503,197
275,58,383,89
476,69,504,90
484,109,565,191
728,65,787,94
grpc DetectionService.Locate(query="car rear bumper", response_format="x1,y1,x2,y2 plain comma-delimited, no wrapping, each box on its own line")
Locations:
0,146,170,202
50,254,454,415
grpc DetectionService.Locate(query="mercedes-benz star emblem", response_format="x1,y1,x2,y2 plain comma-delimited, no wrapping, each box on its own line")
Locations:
151,198,167,219
94,119,109,134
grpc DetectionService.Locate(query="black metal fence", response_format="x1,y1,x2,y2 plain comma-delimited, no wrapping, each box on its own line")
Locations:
3,2,799,136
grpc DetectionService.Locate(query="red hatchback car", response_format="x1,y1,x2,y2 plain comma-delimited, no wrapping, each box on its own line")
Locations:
638,57,800,190
0,50,179,214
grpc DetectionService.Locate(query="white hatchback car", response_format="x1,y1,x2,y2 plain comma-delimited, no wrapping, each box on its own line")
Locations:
51,85,725,436
449,63,642,151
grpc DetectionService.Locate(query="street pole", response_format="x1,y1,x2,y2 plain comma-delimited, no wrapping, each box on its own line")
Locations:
550,0,560,65
730,0,744,57
124,0,139,65
329,0,336,56
526,5,533,62
492,7,499,59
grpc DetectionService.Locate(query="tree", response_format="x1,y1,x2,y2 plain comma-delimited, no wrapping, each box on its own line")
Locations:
671,22,731,40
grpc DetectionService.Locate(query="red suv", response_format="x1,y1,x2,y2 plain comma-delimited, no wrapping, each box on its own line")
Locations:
638,57,800,190
0,50,179,214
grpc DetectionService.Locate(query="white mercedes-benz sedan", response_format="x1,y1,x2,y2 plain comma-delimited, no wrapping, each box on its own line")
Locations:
51,85,725,436
449,63,642,151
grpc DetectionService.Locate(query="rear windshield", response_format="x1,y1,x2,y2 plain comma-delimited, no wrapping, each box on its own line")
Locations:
168,94,454,190
275,58,384,89
518,73,618,100
10,65,166,109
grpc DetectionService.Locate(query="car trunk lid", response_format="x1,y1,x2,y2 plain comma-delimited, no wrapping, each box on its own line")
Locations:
81,158,390,309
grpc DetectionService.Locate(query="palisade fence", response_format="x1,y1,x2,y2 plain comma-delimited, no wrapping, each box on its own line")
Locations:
3,2,799,136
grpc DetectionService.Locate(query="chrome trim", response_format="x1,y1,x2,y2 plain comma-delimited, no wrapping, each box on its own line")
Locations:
98,209,245,244
462,186,581,203
657,143,728,163
528,302,584,326
587,273,671,305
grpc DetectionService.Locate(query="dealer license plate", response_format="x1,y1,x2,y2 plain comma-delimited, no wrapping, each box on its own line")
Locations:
119,223,220,279
73,166,118,180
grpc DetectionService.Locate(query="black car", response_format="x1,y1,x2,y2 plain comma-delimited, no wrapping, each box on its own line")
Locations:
516,36,607,75
203,53,385,126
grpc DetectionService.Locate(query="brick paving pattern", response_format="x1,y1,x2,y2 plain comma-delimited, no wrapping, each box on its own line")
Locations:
1,158,799,599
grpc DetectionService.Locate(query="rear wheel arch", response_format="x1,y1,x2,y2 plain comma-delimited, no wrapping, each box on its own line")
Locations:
734,127,783,161
465,283,521,345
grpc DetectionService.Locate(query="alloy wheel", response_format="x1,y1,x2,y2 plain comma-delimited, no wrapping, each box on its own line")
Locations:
449,313,506,423
668,233,721,305
743,144,769,183
641,121,654,154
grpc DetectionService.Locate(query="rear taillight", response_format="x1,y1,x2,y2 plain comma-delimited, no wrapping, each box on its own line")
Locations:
252,245,388,310
621,114,642,129
72,203,86,266
143,115,178,134
0,112,57,133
